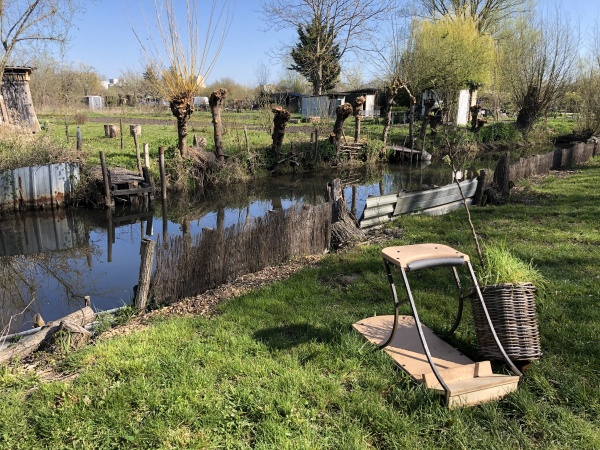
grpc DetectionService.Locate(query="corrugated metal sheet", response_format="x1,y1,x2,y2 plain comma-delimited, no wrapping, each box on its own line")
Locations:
0,163,80,211
359,179,479,229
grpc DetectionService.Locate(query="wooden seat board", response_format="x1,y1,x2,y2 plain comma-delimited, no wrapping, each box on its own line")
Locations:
353,315,519,406
353,315,473,377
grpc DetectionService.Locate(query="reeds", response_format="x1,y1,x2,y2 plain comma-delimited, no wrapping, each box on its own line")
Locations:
151,203,331,305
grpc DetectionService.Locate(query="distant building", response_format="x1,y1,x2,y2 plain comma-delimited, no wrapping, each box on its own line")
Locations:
301,94,346,117
85,95,104,111
0,66,41,133
339,88,379,117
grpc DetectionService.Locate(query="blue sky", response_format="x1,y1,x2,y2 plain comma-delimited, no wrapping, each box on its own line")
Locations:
64,0,600,86
65,0,294,85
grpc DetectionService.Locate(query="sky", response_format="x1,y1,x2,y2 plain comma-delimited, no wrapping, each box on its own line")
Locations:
61,0,600,87
64,0,295,86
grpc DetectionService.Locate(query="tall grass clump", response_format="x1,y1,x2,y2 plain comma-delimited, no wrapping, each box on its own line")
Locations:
0,126,81,172
479,240,546,288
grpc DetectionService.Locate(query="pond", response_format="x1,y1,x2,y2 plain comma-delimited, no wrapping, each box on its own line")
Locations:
0,162,454,334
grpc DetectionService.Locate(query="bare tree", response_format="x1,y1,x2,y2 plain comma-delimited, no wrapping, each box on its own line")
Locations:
133,0,231,157
0,1,81,82
503,11,578,131
367,16,418,147
419,0,531,33
261,0,394,95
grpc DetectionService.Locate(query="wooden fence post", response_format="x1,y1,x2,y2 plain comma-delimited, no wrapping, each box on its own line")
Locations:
143,143,150,168
119,118,124,149
134,238,156,311
76,126,82,152
99,151,113,208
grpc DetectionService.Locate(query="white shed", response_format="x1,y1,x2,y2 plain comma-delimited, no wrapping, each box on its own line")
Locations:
85,95,104,111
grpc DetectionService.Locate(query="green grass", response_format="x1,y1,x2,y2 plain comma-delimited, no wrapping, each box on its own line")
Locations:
0,159,599,448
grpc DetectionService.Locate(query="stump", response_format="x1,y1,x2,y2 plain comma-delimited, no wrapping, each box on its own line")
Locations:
327,179,366,249
104,124,119,138
129,124,141,137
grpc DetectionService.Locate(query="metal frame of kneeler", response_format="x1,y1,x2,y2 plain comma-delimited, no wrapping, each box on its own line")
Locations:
353,243,523,407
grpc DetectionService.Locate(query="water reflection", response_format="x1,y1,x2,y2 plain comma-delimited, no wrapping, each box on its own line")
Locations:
0,163,451,334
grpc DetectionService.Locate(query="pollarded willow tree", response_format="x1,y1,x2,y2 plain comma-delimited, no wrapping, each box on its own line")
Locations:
261,0,394,96
0,0,82,85
134,0,230,158
500,11,578,131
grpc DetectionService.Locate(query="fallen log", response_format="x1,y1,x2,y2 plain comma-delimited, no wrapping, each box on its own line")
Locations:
0,306,95,364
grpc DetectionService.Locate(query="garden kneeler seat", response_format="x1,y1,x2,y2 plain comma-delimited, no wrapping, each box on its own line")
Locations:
353,243,522,408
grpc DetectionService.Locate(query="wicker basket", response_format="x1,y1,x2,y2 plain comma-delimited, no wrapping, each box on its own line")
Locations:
470,282,542,361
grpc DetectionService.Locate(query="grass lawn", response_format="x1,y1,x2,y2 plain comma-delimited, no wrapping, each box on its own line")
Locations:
0,159,598,448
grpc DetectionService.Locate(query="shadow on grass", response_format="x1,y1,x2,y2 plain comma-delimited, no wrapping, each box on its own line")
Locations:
253,323,338,351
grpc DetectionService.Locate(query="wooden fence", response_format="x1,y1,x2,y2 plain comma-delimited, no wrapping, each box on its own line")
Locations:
360,140,598,229
509,141,597,181
150,203,331,306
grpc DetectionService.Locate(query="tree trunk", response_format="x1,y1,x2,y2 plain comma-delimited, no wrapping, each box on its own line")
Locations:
493,152,511,198
420,98,435,151
382,89,397,145
326,178,366,249
409,99,416,149
170,94,194,158
271,106,291,160
516,86,539,131
353,96,366,143
0,306,95,364
209,88,228,162
329,103,353,152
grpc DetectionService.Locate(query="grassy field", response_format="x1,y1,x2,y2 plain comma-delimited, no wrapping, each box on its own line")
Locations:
0,157,597,448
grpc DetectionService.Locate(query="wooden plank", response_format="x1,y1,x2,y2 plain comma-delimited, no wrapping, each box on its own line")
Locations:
446,378,519,408
422,361,492,388
353,315,520,407
359,214,391,229
353,315,474,377
365,193,398,208
111,187,154,196
362,204,395,219
393,180,477,216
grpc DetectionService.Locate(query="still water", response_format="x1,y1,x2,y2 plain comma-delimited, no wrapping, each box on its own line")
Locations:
0,163,453,334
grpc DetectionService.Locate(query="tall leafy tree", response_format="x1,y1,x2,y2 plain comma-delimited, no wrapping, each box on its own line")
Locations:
289,18,341,95
410,14,495,108
261,0,393,96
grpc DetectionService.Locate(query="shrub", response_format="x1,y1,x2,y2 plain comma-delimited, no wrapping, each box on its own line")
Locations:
477,122,521,143
74,113,87,125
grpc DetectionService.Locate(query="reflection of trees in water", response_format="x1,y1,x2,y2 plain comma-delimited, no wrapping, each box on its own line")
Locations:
0,247,97,335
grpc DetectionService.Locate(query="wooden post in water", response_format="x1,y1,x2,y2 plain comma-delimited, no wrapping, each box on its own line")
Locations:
159,146,166,200
135,238,156,311
161,198,168,245
106,207,113,262
76,126,82,152
99,151,113,208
